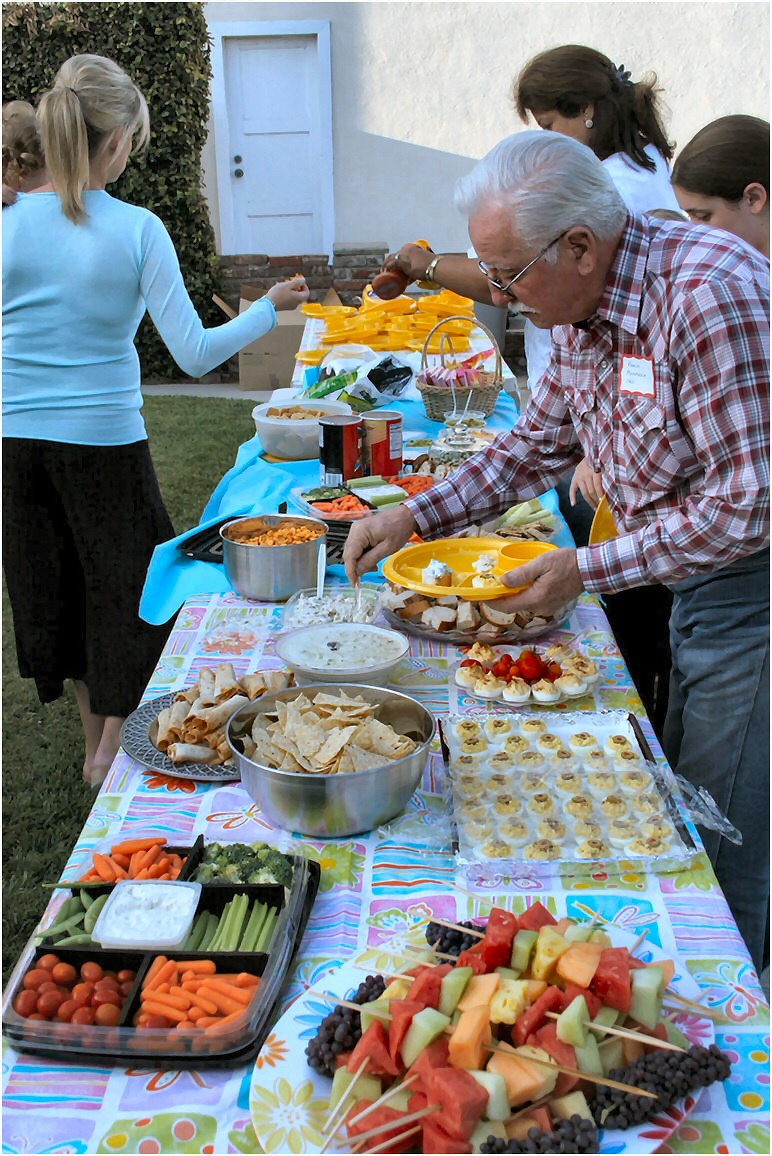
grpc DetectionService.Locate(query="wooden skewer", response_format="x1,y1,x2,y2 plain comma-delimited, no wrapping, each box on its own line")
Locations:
347,1103,440,1147
629,927,650,955
403,943,451,964
663,993,724,1022
307,992,392,1019
365,1124,422,1154
543,1010,685,1053
483,1041,658,1099
345,1073,419,1130
320,1056,370,1150
427,915,485,939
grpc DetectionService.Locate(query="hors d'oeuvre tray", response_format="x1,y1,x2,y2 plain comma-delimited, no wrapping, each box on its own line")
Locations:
250,908,730,1154
2,837,319,1067
442,710,698,880
452,641,600,706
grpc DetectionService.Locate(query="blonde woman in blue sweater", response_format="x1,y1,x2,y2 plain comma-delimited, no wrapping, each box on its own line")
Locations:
2,55,309,786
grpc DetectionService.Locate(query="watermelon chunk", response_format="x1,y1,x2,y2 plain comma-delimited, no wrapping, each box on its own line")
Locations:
409,963,453,1008
563,981,602,1019
388,1000,424,1068
591,947,633,1014
530,1020,579,1095
425,1066,490,1139
408,1034,451,1094
513,985,566,1046
518,901,557,931
422,1115,473,1154
345,1100,414,1152
347,1019,401,1079
456,945,488,974
480,907,520,971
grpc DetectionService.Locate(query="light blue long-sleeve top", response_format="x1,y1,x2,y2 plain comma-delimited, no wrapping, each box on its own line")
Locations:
2,190,277,445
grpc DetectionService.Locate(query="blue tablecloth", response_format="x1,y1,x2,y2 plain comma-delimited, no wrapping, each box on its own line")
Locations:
139,389,573,625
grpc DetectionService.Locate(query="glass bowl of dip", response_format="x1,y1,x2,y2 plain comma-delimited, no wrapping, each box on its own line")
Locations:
91,880,202,950
274,622,410,687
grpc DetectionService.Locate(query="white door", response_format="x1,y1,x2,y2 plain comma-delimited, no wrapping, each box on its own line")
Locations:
217,28,332,256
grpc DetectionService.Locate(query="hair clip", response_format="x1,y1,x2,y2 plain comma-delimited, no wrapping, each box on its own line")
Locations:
613,64,633,87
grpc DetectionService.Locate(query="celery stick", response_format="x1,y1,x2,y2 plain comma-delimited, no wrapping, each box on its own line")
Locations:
208,899,233,953
254,906,278,953
198,911,220,952
183,912,208,951
224,893,250,952
240,900,266,952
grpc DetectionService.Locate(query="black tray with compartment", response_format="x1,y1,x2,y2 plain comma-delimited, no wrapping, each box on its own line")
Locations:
2,843,320,1067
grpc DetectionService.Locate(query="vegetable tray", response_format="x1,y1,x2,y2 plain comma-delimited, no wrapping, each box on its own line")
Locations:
1,839,320,1067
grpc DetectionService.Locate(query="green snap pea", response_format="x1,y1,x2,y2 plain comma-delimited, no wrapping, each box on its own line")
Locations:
83,892,109,934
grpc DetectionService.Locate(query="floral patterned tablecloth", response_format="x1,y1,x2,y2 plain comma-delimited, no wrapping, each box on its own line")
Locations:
2,592,768,1156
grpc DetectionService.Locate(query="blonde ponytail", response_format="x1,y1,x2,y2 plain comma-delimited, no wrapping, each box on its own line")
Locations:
37,54,150,224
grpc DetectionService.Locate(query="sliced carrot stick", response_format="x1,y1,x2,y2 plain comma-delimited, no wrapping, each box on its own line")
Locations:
136,843,163,872
128,850,145,877
93,853,116,882
147,861,168,879
142,959,177,993
110,860,129,879
110,836,167,856
111,852,131,869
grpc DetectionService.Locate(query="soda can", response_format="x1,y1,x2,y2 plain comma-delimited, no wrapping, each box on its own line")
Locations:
364,410,403,476
319,415,364,486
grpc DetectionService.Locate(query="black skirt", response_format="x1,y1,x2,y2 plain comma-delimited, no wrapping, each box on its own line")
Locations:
2,437,175,717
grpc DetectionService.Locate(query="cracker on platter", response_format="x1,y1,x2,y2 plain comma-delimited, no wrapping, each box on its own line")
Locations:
240,688,419,775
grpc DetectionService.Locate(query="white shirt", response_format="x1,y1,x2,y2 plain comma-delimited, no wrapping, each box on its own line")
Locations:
525,145,682,390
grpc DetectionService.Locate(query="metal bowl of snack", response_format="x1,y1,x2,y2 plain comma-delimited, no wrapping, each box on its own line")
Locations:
251,399,351,460
275,623,410,687
226,684,435,837
219,514,327,603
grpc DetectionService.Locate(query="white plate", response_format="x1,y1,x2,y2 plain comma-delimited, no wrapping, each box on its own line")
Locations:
249,922,714,1154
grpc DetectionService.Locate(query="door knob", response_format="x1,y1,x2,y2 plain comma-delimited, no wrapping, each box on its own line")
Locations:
234,168,244,178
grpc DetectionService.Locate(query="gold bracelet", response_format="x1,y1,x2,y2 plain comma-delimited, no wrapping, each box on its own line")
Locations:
420,255,443,287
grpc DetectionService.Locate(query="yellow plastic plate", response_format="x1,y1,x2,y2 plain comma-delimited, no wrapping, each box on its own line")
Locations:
382,537,556,600
589,495,618,545
295,348,327,365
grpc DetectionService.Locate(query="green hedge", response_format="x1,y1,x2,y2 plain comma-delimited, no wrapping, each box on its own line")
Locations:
2,1,221,381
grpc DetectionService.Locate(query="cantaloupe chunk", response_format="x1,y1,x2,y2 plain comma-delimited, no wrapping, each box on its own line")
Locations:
525,980,547,1001
505,1106,552,1140
555,918,572,936
555,940,604,988
486,1042,557,1107
448,1004,492,1070
456,973,501,1012
646,957,675,987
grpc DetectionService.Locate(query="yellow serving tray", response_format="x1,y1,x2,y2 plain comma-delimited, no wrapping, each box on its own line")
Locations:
382,537,556,600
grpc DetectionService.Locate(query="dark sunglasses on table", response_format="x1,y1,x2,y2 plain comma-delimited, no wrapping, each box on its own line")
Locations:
478,229,569,294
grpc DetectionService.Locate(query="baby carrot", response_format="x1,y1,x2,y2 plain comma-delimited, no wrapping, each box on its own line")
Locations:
195,988,245,1016
110,836,167,856
142,989,190,1012
147,861,168,879
136,843,163,872
206,1010,248,1035
129,850,145,877
143,958,177,993
110,859,129,879
175,959,217,973
184,990,219,1016
199,978,254,1005
194,1016,220,1028
141,1000,189,1024
187,1006,205,1023
93,853,116,882
111,852,131,869
143,955,168,987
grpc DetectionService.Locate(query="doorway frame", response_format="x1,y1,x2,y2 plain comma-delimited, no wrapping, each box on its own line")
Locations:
209,20,334,258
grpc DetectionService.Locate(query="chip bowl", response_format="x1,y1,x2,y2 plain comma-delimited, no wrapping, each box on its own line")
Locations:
226,684,435,837
251,398,351,460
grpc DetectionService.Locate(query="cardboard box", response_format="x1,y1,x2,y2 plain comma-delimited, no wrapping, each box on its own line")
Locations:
236,285,306,393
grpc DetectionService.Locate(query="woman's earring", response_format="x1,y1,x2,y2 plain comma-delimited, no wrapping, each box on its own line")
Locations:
585,118,594,129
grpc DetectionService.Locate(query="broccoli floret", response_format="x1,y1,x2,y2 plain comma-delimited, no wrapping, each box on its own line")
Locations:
193,862,217,883
219,862,244,884
224,842,253,865
251,848,293,888
201,842,223,863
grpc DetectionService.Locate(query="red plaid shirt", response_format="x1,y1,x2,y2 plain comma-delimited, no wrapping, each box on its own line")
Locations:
407,215,770,593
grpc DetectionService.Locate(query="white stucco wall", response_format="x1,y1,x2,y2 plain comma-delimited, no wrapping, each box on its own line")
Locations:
202,0,770,255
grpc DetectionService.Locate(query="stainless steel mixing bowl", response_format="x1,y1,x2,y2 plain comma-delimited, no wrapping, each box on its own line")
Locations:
219,514,327,602
226,684,435,837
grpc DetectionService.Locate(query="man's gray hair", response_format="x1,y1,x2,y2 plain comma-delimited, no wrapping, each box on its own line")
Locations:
455,130,627,251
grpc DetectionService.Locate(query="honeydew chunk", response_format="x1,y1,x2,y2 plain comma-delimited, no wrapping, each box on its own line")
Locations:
489,979,531,1025
495,966,519,981
550,1089,594,1123
592,1004,620,1031
510,929,538,973
556,994,590,1047
471,1120,508,1151
664,1021,691,1049
439,965,474,1017
457,973,501,1012
589,928,612,947
629,964,665,1029
530,926,570,981
359,999,390,1033
400,1006,451,1068
386,1088,414,1113
563,921,594,943
598,1035,625,1075
573,1032,604,1077
467,1070,512,1121
329,1066,382,1112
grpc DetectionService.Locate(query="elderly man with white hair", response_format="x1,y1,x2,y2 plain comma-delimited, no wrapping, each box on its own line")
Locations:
344,130,770,971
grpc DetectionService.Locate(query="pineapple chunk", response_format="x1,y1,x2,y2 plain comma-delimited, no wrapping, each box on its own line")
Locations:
380,978,412,1001
530,925,570,981
489,979,531,1024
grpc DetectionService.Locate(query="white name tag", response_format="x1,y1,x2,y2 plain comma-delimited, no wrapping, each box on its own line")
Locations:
619,355,655,396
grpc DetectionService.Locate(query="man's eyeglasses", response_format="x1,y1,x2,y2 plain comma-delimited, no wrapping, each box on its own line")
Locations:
478,229,569,294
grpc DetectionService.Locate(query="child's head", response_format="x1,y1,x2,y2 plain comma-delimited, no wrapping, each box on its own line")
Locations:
2,100,46,190
37,54,150,223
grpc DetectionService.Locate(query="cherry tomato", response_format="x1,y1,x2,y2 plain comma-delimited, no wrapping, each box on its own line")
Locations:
71,1006,96,1025
92,988,123,1009
545,660,563,682
142,1014,170,1029
80,961,103,983
518,649,545,682
25,1012,47,1021
94,1002,121,1027
37,981,62,995
94,975,120,992
22,968,52,991
57,999,78,1023
120,980,135,997
13,989,40,1017
491,654,514,678
37,989,66,1018
51,962,77,987
37,954,61,971
460,658,479,667
506,662,523,681
116,969,136,984
103,970,117,980
71,982,93,1008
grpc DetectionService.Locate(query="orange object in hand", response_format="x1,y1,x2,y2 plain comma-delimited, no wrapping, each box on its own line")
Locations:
372,239,431,300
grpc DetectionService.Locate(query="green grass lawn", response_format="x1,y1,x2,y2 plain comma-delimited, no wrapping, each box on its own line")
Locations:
2,395,256,985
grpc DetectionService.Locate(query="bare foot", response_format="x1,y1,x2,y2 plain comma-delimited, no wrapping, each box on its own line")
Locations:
83,759,111,789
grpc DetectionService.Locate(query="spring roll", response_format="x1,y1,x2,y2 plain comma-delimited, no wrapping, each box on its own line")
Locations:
155,706,174,752
183,694,250,740
214,662,241,700
167,741,219,765
197,667,217,706
173,681,201,705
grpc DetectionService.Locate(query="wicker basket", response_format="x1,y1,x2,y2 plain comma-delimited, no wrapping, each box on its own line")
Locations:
416,315,504,421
